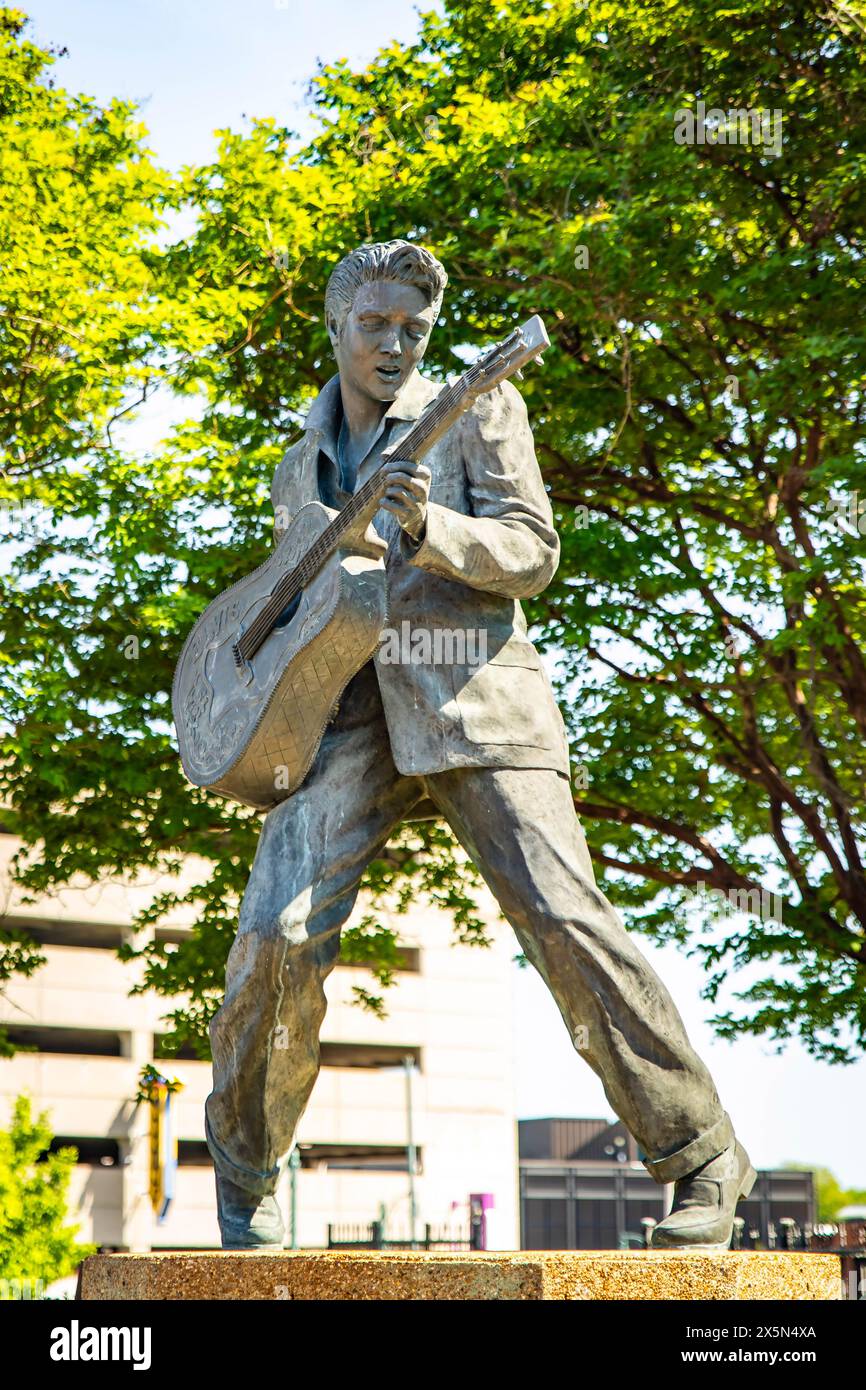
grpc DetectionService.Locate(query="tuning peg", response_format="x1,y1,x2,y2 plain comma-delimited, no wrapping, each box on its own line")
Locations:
536,355,545,366
514,368,525,380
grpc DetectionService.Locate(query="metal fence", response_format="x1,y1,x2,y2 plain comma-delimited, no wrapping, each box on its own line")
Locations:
327,1219,482,1251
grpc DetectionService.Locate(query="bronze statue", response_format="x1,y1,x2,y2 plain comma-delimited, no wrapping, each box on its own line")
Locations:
199,240,755,1251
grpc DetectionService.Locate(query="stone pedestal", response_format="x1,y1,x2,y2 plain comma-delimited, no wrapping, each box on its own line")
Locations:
77,1249,842,1301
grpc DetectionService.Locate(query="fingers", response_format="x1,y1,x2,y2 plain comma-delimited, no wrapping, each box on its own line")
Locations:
383,457,430,474
384,480,425,504
382,459,431,484
380,500,422,522
380,459,428,532
385,471,426,489
379,499,425,538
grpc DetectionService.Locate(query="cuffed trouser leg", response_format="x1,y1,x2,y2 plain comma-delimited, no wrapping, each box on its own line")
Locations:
205,665,422,1197
642,1110,735,1183
426,765,737,1185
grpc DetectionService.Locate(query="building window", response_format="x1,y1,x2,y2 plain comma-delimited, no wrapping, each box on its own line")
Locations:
336,946,420,973
524,1198,569,1249
3,1025,125,1057
318,1042,422,1070
297,1143,421,1173
177,1141,212,1167
3,916,127,950
42,1137,122,1166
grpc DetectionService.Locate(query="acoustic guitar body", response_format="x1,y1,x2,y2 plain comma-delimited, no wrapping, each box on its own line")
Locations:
172,502,387,810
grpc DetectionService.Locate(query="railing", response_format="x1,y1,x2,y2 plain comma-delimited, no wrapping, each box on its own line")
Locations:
327,1219,482,1251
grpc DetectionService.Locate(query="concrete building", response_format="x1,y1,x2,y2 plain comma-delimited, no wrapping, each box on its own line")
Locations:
0,832,520,1251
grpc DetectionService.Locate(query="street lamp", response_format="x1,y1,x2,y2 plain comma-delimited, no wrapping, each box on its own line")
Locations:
404,1054,418,1249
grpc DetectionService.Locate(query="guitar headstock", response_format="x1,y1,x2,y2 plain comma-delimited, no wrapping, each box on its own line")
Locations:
467,315,550,397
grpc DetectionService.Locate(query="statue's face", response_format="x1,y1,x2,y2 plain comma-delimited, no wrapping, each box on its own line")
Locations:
330,279,435,404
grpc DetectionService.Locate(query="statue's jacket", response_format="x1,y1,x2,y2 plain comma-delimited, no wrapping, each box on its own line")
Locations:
269,369,572,779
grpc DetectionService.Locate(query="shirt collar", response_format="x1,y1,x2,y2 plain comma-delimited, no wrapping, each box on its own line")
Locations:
302,370,442,462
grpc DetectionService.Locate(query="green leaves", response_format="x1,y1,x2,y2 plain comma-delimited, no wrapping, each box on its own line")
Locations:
0,1094,95,1286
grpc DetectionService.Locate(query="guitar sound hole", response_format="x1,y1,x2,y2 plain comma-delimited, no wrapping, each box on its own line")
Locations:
273,591,302,630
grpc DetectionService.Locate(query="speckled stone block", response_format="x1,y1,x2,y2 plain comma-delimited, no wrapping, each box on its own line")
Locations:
77,1250,843,1301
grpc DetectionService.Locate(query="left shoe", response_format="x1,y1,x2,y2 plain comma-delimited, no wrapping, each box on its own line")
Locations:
650,1140,757,1251
215,1170,285,1249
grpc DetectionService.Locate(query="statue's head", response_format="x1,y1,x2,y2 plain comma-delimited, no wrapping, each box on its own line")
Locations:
324,239,448,404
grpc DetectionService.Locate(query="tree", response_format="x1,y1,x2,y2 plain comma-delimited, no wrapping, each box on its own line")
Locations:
2,1,866,1062
782,1161,866,1222
0,1094,94,1291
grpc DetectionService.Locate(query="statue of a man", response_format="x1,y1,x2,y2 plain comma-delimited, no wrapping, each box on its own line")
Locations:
204,239,755,1250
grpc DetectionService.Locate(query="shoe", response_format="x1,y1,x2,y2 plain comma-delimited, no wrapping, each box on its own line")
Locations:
650,1140,757,1251
215,1170,285,1249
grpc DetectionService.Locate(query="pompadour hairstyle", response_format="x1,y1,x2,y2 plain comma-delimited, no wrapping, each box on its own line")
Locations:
325,239,448,335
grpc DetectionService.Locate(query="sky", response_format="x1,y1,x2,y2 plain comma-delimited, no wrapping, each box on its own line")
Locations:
19,0,866,1189
24,0,435,169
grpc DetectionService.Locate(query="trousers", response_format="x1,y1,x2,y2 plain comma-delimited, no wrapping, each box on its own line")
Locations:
205,662,736,1196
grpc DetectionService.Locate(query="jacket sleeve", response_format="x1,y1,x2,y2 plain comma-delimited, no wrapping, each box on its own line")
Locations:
399,379,560,599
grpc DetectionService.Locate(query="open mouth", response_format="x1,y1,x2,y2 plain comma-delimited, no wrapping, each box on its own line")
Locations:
375,364,402,383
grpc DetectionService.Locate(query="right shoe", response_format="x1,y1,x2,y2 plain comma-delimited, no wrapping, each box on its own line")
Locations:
215,1170,285,1249
650,1140,757,1252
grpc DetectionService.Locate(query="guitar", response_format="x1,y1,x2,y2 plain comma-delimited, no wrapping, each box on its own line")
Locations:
171,314,550,810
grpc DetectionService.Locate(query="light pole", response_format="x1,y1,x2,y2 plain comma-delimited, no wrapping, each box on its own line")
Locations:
288,1145,301,1249
404,1054,417,1248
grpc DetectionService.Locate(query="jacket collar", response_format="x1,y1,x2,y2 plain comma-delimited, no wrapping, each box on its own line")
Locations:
302,370,442,462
